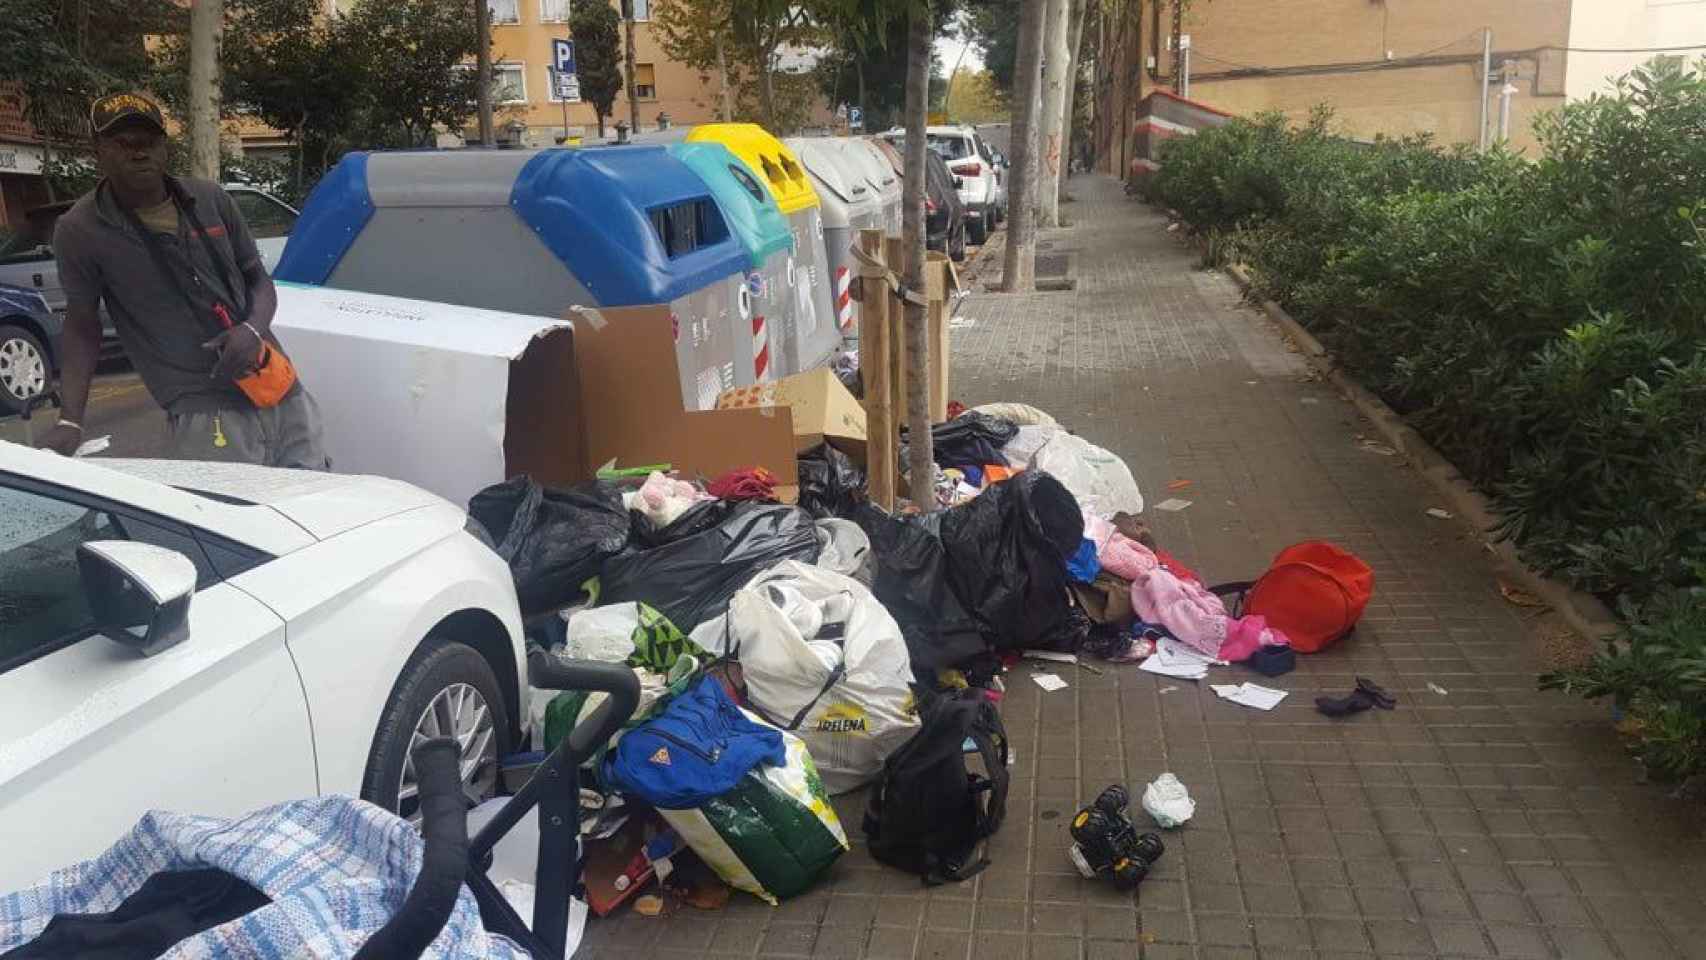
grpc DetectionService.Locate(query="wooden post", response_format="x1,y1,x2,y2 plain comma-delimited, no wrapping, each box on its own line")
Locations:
858,229,896,510
925,252,950,422
884,234,907,447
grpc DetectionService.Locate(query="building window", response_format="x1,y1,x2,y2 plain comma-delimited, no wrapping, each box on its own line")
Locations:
539,0,568,21
626,0,649,20
634,62,656,100
495,63,527,103
489,0,519,23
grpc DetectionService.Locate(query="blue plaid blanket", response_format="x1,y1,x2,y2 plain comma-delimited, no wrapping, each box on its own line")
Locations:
0,796,529,958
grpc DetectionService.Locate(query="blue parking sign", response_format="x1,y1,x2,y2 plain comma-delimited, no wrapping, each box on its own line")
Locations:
552,38,576,75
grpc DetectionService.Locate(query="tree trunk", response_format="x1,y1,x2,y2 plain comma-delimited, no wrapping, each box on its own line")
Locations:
475,0,494,144
1057,0,1088,206
901,2,934,510
623,0,640,132
596,110,606,138
1001,0,1046,293
758,49,776,130
188,0,223,179
1036,0,1069,228
716,35,732,121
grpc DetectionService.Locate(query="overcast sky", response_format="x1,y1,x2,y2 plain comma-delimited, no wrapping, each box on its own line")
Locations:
936,14,987,76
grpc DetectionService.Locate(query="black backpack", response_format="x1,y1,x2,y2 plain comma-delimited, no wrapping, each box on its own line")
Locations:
863,689,1009,884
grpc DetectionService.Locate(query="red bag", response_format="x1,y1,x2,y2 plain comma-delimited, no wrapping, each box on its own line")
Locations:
1241,542,1373,654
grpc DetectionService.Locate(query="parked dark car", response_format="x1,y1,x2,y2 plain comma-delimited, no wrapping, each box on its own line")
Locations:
0,281,59,415
880,138,969,262
923,150,967,262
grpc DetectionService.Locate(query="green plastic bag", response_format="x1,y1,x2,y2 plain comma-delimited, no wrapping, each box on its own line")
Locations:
658,725,849,904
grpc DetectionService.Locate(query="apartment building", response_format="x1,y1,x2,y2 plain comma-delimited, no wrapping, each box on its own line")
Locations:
481,0,730,146
1093,0,1706,173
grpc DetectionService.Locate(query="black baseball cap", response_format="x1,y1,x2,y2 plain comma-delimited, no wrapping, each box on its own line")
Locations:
90,93,167,137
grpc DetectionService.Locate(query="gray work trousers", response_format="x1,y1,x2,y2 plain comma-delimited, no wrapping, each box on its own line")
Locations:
167,388,331,470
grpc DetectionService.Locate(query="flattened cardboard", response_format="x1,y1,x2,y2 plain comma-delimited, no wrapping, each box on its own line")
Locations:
715,367,867,457
276,284,797,507
572,304,799,485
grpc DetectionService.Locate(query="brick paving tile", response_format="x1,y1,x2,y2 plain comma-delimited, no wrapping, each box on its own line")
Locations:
605,176,1706,958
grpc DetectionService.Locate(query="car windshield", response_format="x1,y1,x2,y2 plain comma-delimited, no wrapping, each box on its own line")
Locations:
926,134,973,161
0,226,48,261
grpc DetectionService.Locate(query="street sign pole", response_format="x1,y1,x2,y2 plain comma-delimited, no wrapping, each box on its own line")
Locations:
552,38,577,140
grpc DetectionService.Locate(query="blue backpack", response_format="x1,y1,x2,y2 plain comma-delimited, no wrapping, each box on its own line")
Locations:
603,677,786,809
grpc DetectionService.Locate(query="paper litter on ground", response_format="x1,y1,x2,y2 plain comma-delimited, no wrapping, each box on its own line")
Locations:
1426,508,1454,519
1210,682,1288,711
1032,673,1069,692
1154,498,1194,512
1023,650,1079,664
1139,638,1222,680
1427,682,1450,696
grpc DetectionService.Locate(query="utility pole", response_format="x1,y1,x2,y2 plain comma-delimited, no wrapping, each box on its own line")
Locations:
187,0,222,179
1170,0,1183,93
1179,33,1191,99
1498,60,1517,143
1038,0,1069,227
476,0,495,145
1477,28,1491,152
1001,0,1047,292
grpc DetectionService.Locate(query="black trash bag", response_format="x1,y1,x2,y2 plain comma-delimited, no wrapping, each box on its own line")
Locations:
852,502,987,673
797,442,867,518
467,477,630,615
598,503,821,631
937,470,1086,652
629,498,736,549
908,411,1020,470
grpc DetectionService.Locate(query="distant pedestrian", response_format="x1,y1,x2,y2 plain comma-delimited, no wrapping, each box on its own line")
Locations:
36,92,328,469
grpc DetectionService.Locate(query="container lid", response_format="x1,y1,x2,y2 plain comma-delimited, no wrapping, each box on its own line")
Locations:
839,139,901,200
668,141,794,265
685,123,820,215
785,137,876,213
512,146,750,305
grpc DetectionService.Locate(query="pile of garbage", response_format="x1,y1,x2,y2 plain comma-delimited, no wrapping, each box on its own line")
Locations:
465,399,1376,919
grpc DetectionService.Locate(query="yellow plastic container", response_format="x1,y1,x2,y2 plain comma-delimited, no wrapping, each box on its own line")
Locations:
686,123,842,375
686,123,820,214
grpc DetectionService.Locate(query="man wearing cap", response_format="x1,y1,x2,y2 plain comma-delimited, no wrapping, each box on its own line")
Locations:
35,93,328,469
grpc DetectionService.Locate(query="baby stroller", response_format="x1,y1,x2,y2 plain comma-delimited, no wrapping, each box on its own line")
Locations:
0,653,639,960
360,654,639,959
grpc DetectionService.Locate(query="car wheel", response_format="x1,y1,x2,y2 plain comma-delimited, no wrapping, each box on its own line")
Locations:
950,223,967,262
0,324,50,415
361,639,512,821
967,208,989,245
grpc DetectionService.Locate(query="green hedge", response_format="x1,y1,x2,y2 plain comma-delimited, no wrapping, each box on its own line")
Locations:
1149,61,1706,782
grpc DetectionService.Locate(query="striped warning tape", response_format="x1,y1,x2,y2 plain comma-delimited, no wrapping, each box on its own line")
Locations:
834,266,854,331
752,313,771,381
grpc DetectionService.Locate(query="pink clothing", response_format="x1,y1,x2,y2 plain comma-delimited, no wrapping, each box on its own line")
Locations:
1219,614,1291,663
1130,565,1230,658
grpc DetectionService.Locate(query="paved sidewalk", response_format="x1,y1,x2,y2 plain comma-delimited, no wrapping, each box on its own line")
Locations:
584,175,1706,960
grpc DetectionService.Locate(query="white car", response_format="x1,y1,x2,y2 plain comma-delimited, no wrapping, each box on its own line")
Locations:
0,442,527,889
893,125,1003,245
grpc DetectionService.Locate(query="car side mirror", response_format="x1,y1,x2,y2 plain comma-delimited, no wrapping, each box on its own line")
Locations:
78,541,196,656
953,176,965,189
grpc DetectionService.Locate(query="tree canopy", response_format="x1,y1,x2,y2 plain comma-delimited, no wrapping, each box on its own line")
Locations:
571,0,624,135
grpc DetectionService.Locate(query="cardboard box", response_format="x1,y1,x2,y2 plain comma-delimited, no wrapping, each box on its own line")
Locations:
715,367,868,458
273,284,797,507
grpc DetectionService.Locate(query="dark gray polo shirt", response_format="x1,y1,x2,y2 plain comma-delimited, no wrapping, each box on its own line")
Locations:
54,177,267,414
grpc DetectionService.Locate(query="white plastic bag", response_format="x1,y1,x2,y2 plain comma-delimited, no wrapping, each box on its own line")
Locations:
814,518,872,583
972,402,1059,426
562,604,642,663
1002,424,1062,468
1142,772,1195,828
690,560,919,794
1033,432,1145,516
